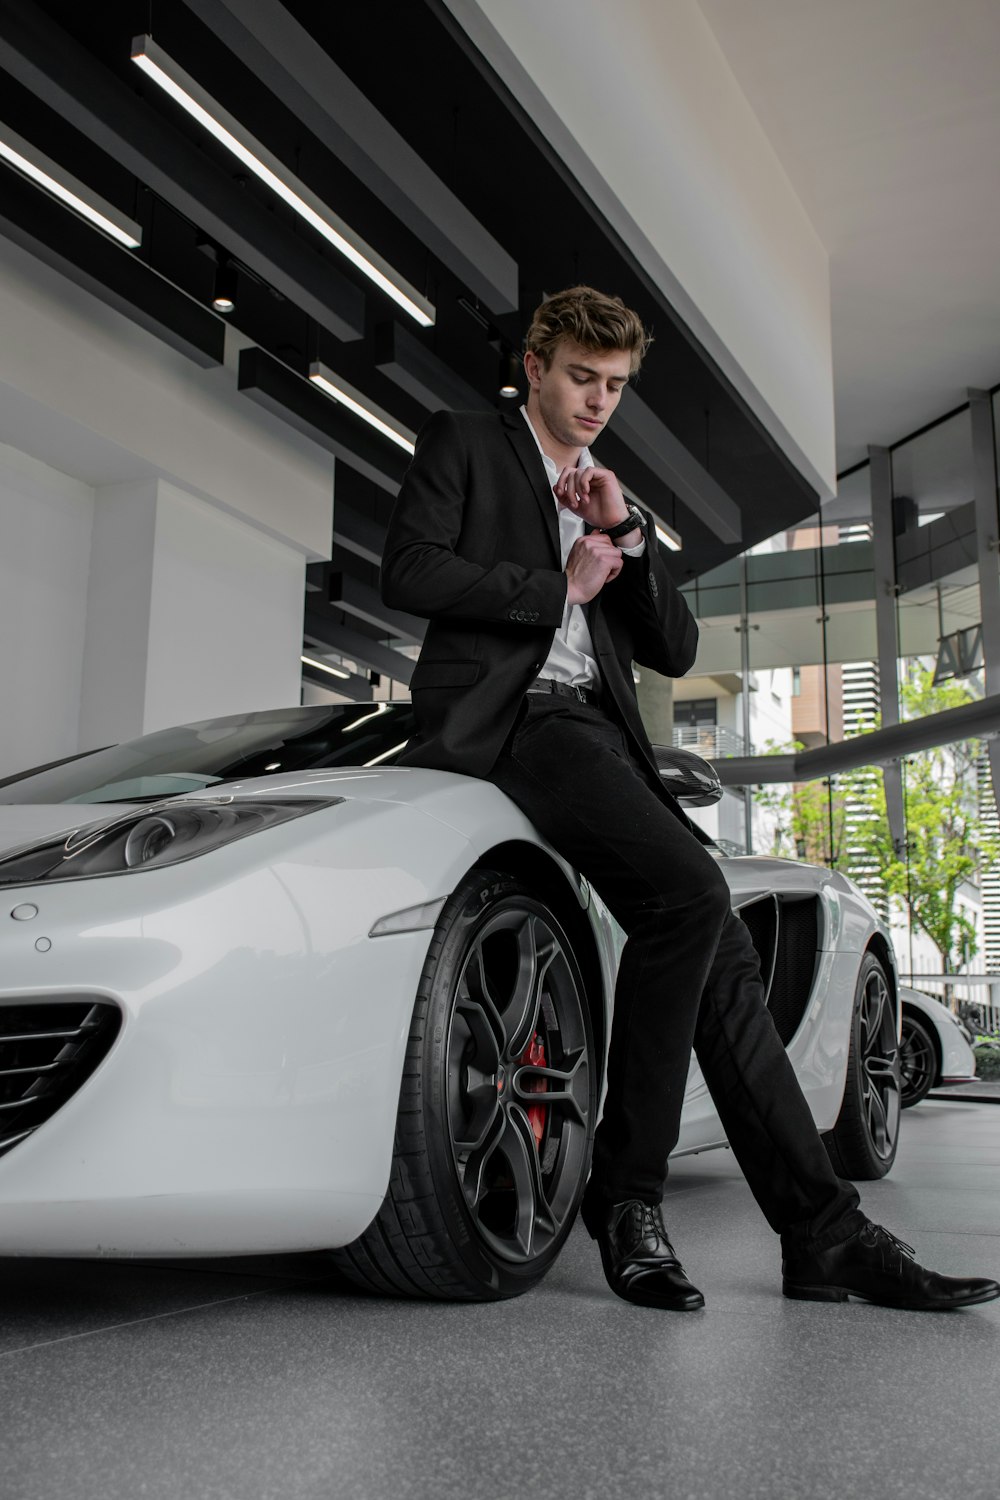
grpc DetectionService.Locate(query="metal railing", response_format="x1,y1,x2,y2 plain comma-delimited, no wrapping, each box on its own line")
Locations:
710,691,1000,786
672,725,745,759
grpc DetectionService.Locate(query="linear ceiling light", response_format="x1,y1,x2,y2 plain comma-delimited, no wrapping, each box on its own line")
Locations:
309,363,416,454
131,36,434,328
0,124,142,248
620,485,682,552
301,654,351,679
653,520,683,552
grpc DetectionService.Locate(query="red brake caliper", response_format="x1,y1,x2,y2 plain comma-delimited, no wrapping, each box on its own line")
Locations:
520,1032,548,1149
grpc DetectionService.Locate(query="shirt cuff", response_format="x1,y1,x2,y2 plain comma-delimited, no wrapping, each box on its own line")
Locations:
618,538,646,557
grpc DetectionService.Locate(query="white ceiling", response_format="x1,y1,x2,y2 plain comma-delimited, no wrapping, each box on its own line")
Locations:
697,0,1000,473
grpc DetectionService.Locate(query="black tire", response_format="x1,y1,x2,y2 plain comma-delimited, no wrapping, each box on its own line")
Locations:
331,869,597,1300
823,952,901,1180
899,1012,939,1108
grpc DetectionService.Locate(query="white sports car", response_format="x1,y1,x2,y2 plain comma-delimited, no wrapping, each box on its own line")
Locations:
0,704,902,1300
899,986,977,1107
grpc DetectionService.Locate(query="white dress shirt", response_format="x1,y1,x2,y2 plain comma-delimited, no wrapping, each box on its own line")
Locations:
520,406,644,689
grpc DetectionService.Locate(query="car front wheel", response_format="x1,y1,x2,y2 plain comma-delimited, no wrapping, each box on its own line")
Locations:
823,952,901,1180
331,869,596,1300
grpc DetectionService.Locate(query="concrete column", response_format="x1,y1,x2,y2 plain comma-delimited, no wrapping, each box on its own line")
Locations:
869,444,906,856
635,668,674,748
78,479,305,750
968,389,1000,821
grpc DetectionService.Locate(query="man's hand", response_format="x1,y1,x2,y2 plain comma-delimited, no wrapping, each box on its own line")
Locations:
565,533,624,605
554,465,629,531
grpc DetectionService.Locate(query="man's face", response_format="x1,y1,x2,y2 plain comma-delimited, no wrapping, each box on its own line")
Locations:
524,338,632,453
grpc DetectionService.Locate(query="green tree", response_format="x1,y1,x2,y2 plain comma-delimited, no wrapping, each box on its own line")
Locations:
754,748,847,868
843,665,999,972
751,665,999,973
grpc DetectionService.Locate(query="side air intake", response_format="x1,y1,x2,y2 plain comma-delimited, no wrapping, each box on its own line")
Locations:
0,1000,122,1159
738,896,820,1046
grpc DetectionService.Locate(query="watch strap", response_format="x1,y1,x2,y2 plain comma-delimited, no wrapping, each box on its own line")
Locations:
601,506,643,541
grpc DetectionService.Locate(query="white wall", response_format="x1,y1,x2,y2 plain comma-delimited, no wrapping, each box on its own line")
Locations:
0,238,333,558
0,237,335,773
144,484,305,732
0,445,95,775
78,480,305,751
446,0,836,497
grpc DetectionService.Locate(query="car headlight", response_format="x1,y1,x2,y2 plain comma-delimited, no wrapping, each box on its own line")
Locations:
0,797,343,887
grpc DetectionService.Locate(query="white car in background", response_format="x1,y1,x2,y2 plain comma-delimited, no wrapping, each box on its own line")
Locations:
899,986,977,1107
0,705,902,1301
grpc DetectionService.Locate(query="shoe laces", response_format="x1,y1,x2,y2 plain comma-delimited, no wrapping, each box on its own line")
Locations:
861,1222,915,1263
639,1202,666,1234
611,1200,671,1251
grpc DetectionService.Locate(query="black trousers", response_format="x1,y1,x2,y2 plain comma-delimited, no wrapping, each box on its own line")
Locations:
487,694,863,1251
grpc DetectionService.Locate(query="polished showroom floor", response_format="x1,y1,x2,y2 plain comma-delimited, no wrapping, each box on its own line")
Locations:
4,1097,999,1500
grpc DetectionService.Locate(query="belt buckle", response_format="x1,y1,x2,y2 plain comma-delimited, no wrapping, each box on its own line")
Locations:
573,685,587,703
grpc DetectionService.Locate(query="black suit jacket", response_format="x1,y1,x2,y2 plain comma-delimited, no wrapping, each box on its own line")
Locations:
381,407,700,804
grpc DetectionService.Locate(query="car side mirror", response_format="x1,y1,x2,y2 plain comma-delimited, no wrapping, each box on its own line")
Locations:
652,745,723,806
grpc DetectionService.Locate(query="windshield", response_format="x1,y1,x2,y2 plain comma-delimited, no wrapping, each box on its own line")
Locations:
0,704,416,806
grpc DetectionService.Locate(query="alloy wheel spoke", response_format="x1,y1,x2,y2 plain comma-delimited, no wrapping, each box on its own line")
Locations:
460,1106,507,1210
865,1051,898,1085
461,949,507,1061
861,975,889,1057
904,1034,932,1084
863,1074,893,1155
505,916,558,1059
451,1082,501,1153
454,997,502,1077
502,1105,556,1258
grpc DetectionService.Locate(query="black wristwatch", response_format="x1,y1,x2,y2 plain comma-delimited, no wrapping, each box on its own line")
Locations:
601,505,643,542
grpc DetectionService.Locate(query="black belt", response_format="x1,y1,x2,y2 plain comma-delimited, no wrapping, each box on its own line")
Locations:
527,678,602,707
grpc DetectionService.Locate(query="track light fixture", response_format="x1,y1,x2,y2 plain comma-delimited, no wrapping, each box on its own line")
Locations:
308,363,416,454
0,123,141,248
211,259,238,314
131,37,434,328
498,350,521,399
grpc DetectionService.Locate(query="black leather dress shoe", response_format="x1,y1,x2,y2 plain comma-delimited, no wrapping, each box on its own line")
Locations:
580,1197,705,1310
782,1221,1000,1310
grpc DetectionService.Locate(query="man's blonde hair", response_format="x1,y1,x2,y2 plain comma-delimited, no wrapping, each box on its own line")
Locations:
525,285,652,376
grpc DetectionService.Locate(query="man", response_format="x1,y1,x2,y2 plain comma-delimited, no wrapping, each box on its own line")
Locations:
381,285,998,1313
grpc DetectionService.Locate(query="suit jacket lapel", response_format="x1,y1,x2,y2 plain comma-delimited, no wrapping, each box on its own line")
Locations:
501,412,561,565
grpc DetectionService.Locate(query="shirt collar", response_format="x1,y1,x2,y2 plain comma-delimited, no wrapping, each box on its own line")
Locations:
519,405,593,483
